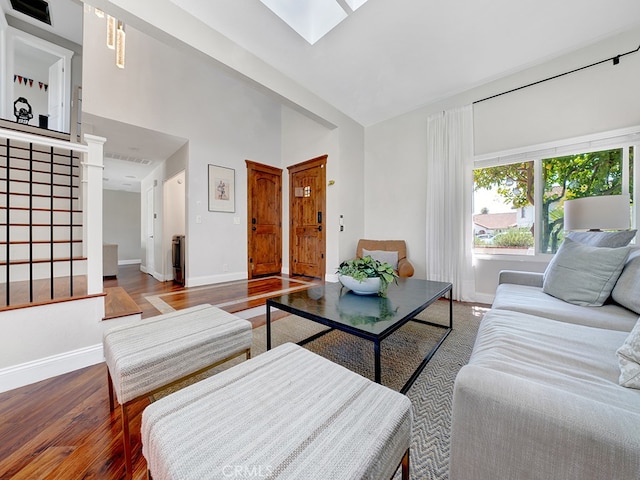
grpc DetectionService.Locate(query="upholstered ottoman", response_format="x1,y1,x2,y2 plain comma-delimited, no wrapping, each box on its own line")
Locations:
142,342,412,480
103,304,252,477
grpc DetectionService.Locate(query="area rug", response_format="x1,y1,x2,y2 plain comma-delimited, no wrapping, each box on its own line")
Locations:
154,299,486,480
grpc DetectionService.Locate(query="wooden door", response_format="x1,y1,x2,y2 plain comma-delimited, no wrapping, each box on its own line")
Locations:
246,161,282,278
288,155,327,279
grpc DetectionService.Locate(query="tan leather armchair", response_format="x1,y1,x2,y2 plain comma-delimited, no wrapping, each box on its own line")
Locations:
356,239,415,277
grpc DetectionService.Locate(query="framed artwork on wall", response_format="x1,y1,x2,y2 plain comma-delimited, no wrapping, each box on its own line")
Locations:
208,164,235,212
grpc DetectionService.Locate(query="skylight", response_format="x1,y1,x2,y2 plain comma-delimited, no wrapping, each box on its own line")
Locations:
259,0,368,44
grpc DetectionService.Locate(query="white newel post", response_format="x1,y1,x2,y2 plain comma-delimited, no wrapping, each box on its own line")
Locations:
82,134,106,295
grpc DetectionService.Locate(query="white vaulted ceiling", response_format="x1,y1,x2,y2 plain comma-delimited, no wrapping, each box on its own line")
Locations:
167,0,640,126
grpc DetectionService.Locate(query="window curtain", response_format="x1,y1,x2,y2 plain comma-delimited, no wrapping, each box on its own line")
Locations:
425,105,474,301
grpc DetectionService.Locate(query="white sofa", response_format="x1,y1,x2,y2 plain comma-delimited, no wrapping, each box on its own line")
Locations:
450,244,640,479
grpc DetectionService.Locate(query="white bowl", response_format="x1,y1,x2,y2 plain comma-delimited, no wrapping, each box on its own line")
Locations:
338,274,380,295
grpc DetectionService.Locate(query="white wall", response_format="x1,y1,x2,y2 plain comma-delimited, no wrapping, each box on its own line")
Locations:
140,162,165,280
365,110,429,278
336,117,366,269
83,6,366,284
365,26,640,302
0,296,143,393
83,12,282,286
103,189,141,263
281,106,362,277
163,169,186,281
473,29,640,154
12,67,48,124
138,143,188,282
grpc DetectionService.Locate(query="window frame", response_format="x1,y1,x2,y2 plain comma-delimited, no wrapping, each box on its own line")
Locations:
473,126,639,261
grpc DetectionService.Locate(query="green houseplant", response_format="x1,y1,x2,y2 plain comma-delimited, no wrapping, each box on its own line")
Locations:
336,255,398,297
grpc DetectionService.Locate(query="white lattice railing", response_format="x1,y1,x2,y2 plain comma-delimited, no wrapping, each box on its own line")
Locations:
0,127,105,307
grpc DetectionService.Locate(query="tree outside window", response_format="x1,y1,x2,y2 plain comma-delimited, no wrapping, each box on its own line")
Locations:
542,149,625,253
474,161,534,255
473,147,633,255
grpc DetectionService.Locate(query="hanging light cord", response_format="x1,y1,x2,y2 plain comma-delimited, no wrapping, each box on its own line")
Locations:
474,42,640,105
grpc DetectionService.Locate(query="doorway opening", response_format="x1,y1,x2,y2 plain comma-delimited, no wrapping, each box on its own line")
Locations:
3,28,73,132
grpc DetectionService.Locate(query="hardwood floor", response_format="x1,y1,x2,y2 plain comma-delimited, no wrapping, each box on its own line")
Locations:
0,266,319,479
103,265,317,324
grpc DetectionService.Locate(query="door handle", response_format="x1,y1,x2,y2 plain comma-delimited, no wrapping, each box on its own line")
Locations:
252,226,257,231
318,225,322,232
317,211,322,224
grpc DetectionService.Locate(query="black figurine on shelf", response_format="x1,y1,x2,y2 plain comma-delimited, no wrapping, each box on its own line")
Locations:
14,97,33,124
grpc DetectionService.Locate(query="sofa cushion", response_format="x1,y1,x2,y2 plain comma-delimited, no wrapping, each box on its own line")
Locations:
617,319,640,389
362,248,398,270
493,283,638,332
469,309,636,408
451,309,640,480
612,250,640,315
567,229,637,247
543,238,629,306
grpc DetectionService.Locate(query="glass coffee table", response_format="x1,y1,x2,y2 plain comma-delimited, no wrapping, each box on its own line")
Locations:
266,278,452,394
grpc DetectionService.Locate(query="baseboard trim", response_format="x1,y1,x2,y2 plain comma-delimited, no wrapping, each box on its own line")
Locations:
325,273,339,283
139,266,165,282
473,292,495,305
0,344,104,394
118,259,141,266
188,272,247,287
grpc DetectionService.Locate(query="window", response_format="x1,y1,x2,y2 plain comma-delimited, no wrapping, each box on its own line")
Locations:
473,161,534,255
541,148,629,253
474,130,637,256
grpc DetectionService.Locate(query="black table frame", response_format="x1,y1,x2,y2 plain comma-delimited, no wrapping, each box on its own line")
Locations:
266,281,453,394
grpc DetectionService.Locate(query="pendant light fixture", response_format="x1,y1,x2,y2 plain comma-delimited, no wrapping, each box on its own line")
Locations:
107,15,116,49
116,21,126,69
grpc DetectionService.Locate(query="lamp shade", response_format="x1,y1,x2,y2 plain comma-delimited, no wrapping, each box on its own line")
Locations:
564,194,630,231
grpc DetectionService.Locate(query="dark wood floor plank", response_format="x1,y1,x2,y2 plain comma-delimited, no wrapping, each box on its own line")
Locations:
104,287,142,320
152,276,313,314
0,275,89,310
0,370,108,478
9,445,76,480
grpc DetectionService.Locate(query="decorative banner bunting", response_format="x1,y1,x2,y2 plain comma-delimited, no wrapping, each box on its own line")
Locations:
13,74,48,91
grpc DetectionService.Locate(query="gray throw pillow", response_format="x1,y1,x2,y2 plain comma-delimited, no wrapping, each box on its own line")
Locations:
362,248,398,270
616,318,640,389
567,229,637,247
543,237,630,306
612,250,640,315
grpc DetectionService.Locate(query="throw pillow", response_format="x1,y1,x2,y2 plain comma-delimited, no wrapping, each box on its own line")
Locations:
542,238,630,306
567,229,637,247
616,318,640,389
362,248,398,270
612,250,640,315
